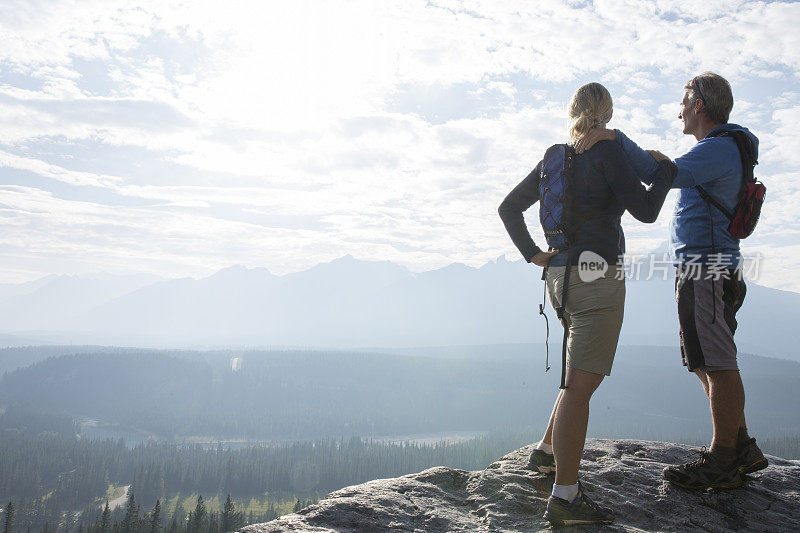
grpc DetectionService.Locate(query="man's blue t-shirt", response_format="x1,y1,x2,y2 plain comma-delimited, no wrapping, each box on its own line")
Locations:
615,124,759,267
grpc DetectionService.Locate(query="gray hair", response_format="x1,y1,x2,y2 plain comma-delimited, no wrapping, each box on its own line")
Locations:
685,72,733,124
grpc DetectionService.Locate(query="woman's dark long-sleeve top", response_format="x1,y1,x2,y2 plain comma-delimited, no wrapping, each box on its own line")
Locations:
498,139,678,267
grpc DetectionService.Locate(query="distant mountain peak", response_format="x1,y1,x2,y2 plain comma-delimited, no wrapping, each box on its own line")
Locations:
309,254,411,274
440,262,473,272
215,264,249,275
328,254,387,265
206,264,275,281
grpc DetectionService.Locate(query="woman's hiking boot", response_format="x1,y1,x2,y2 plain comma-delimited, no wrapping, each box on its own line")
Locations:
737,437,768,475
528,449,555,474
663,447,743,490
543,482,614,527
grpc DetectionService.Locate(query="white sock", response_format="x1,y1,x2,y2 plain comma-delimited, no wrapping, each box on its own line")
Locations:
552,482,580,503
536,441,553,454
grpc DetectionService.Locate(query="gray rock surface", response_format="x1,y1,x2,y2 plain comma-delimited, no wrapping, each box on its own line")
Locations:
241,439,799,532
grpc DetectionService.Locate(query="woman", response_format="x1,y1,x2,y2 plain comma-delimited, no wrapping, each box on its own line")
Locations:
498,82,677,527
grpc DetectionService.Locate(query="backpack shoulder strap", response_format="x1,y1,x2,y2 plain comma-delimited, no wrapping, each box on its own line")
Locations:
729,130,757,183
708,130,757,182
695,184,733,220
697,129,757,219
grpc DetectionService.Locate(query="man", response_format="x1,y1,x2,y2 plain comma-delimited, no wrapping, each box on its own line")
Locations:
575,72,768,490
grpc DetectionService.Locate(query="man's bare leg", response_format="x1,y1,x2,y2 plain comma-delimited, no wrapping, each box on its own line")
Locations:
706,369,745,451
664,368,747,488
694,369,747,440
700,369,768,474
694,368,710,396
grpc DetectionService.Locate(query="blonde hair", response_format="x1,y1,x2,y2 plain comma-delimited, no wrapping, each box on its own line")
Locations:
568,82,613,144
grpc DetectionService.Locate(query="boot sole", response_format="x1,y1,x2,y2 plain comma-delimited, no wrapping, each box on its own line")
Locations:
546,518,614,526
527,457,555,474
666,477,743,490
739,457,768,475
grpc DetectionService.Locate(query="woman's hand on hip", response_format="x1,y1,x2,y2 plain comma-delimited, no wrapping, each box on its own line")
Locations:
531,249,560,267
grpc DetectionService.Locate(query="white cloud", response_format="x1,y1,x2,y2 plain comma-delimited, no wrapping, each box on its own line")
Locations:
764,98,800,167
0,151,122,188
0,0,798,291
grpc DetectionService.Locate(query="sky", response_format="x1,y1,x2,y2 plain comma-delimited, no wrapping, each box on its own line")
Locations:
0,0,799,291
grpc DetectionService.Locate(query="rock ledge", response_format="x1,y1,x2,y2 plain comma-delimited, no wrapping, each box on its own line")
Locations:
241,439,800,532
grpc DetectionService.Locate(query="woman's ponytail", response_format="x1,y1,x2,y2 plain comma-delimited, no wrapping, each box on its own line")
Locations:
568,83,613,144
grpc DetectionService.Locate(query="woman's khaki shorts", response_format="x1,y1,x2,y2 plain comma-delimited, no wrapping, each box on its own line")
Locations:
546,265,625,376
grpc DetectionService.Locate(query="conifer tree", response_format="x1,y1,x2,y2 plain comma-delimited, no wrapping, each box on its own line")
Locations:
207,512,217,533
220,495,232,533
219,495,242,533
188,496,206,533
100,502,111,533
148,500,161,533
121,492,138,533
137,504,144,533
3,502,14,533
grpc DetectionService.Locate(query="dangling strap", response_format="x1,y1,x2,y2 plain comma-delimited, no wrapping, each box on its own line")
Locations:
540,266,551,372
555,146,577,390
701,199,718,325
556,250,575,390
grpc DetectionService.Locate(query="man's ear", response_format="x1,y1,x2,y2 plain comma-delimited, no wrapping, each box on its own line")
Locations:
694,98,705,114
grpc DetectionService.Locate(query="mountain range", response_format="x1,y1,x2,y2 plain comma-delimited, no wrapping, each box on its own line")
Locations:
1,253,798,361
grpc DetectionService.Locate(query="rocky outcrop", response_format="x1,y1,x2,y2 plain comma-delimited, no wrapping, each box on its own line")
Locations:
241,439,800,532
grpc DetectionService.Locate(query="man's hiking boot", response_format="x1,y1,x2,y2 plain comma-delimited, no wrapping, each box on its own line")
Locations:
663,447,743,490
738,437,768,475
528,448,555,474
543,482,614,527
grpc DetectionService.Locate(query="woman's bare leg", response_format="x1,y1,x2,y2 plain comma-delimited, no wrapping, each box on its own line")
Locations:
541,389,564,445
552,368,605,486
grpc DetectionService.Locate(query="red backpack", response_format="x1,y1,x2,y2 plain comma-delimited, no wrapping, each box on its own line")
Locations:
696,130,766,239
